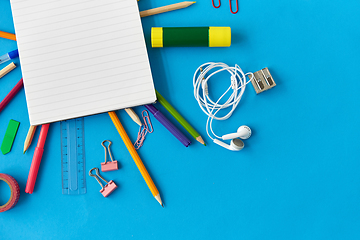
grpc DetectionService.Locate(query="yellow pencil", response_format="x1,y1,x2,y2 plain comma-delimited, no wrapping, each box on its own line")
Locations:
140,1,196,18
108,111,163,207
0,31,16,41
23,125,37,153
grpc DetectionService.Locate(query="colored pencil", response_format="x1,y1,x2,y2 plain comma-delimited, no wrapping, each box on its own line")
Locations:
156,90,205,145
0,31,16,41
140,1,195,18
0,78,23,113
108,111,163,207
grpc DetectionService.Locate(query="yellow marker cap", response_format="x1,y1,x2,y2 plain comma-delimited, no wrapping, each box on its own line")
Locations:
151,27,163,48
209,27,231,47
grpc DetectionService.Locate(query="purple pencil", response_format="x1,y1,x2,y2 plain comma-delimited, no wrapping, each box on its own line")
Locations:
145,104,191,147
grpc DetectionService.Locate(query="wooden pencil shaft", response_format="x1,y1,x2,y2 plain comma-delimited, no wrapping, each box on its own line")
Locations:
124,108,142,126
140,1,195,18
24,126,37,153
0,31,16,41
0,62,16,79
108,112,159,196
156,90,200,139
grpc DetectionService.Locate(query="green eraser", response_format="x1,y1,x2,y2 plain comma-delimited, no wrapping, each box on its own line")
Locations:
1,119,20,155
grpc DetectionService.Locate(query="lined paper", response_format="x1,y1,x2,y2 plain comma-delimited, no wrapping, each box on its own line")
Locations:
10,0,156,125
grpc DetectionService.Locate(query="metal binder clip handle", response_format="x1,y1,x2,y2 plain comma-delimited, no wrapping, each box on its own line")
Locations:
89,167,117,197
101,140,119,172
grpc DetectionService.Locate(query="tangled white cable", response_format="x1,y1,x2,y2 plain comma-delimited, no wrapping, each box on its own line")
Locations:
193,62,254,141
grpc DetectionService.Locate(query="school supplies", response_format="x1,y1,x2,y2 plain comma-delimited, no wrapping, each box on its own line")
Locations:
0,62,16,79
10,0,156,125
1,119,20,155
212,0,239,14
0,173,20,212
61,118,86,195
0,78,23,114
145,104,191,147
89,168,117,197
0,30,16,41
140,1,195,18
250,68,276,94
25,124,50,194
23,126,37,153
101,140,118,172
108,111,163,207
193,62,259,150
125,108,142,126
156,90,205,145
134,110,153,150
0,49,18,65
152,27,231,47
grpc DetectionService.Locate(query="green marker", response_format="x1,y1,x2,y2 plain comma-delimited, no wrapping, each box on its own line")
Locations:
1,119,20,155
155,90,205,146
151,27,231,48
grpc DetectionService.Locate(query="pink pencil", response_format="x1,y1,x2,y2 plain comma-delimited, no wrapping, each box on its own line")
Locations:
0,78,23,113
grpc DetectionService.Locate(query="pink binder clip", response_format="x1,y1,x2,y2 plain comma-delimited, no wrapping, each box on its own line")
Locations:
100,140,118,172
89,167,117,197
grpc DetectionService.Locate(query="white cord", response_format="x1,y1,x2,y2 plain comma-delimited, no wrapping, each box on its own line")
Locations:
192,62,254,140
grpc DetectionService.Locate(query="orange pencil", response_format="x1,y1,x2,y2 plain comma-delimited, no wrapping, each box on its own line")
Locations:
108,111,163,207
0,31,16,41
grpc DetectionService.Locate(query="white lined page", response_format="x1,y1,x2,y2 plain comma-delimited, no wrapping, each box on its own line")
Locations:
10,0,156,125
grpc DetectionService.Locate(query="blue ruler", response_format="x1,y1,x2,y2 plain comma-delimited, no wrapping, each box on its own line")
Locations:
60,118,86,195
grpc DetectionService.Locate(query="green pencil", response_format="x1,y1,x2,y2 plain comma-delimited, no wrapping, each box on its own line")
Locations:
155,90,205,146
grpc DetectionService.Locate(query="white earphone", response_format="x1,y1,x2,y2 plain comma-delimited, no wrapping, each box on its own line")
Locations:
214,125,251,151
213,138,244,151
193,62,255,151
222,125,251,140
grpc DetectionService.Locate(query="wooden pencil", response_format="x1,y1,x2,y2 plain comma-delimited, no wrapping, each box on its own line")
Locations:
0,62,16,79
108,111,163,207
140,1,195,18
23,126,37,154
124,108,142,126
0,31,16,41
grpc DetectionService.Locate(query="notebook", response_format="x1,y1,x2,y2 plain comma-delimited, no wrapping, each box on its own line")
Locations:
10,0,156,125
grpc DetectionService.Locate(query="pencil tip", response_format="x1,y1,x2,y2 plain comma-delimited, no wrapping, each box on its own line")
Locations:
196,136,205,145
23,150,25,154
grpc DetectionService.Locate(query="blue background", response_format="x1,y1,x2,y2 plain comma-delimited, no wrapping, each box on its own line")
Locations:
1,0,360,239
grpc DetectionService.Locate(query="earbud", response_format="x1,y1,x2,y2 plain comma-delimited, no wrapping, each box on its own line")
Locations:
213,138,244,151
222,125,251,140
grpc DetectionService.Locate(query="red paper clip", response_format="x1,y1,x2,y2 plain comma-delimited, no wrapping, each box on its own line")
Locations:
100,140,118,172
89,167,117,197
212,0,239,14
229,0,239,14
212,0,221,8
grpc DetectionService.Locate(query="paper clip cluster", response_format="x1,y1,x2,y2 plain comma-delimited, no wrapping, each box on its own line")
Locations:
134,110,153,149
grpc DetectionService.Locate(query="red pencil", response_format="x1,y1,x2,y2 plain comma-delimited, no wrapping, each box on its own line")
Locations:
0,78,23,113
25,124,50,194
